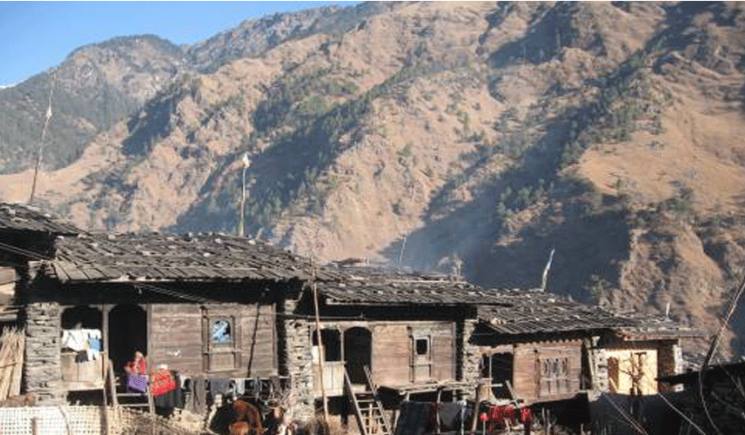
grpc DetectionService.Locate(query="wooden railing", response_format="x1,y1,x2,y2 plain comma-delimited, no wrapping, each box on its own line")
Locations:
313,360,346,397
60,351,107,391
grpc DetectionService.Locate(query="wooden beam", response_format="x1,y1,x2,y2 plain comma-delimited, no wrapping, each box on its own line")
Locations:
311,265,329,421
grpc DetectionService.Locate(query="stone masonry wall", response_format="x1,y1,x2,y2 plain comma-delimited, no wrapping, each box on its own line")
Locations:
589,338,609,393
657,340,682,392
24,302,64,403
460,318,481,384
279,298,315,421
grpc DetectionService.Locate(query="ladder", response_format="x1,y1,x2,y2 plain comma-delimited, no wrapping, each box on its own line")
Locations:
344,366,392,435
105,360,154,415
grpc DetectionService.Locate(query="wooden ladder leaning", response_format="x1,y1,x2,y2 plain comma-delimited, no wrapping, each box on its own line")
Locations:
344,366,392,435
105,360,155,415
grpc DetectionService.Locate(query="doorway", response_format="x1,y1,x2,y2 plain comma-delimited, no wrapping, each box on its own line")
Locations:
108,304,147,374
483,352,513,399
344,327,372,385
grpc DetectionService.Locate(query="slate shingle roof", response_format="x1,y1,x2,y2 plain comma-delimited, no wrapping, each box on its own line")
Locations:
478,290,635,335
612,313,703,340
49,232,344,283
0,203,79,235
319,279,504,305
477,290,701,339
317,264,511,305
0,205,703,340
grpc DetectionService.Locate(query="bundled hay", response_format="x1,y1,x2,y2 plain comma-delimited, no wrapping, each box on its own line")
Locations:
0,326,25,401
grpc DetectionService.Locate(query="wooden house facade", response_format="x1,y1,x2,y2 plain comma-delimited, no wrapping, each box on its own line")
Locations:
473,290,696,405
0,202,697,429
0,204,493,422
307,268,495,397
17,230,348,414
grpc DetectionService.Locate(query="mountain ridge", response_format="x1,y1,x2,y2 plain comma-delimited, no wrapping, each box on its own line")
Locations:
2,1,745,357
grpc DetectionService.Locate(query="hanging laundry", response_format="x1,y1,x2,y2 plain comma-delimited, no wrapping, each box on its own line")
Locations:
394,401,437,435
61,329,102,359
520,407,533,425
88,336,101,352
61,330,89,351
191,375,208,415
180,374,191,390
231,378,246,396
487,404,518,429
438,402,465,431
209,377,231,396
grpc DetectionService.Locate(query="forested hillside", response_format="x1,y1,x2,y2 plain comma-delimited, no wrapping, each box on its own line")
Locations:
2,2,745,357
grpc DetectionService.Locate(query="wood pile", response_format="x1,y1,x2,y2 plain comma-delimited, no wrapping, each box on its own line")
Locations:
0,326,25,401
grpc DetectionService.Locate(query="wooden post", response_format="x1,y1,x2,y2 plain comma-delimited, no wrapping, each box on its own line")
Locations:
470,379,482,434
311,261,329,421
435,387,442,435
102,357,109,435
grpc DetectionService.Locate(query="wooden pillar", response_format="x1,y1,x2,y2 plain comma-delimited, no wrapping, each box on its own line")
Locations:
145,304,152,363
102,304,109,364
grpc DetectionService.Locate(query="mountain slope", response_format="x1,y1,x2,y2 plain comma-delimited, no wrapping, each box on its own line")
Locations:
2,2,745,356
0,35,185,174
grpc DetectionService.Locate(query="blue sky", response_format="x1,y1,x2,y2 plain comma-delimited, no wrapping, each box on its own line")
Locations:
0,1,350,86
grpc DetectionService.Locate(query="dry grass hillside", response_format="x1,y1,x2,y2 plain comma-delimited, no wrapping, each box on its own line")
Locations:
2,2,745,357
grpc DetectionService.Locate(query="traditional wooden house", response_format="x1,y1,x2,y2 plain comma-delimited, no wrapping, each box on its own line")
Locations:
473,290,696,405
0,203,80,326
295,265,509,432
22,230,355,415
0,204,497,428
599,314,699,396
1,202,697,433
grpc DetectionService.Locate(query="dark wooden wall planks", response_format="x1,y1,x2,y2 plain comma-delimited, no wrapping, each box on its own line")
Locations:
148,302,277,377
512,340,582,403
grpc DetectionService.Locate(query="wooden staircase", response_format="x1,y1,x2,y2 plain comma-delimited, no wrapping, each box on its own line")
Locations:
344,366,392,435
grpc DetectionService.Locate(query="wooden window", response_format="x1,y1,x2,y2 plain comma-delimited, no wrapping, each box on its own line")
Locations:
539,356,571,397
210,318,233,345
411,335,432,382
415,338,429,356
202,309,241,373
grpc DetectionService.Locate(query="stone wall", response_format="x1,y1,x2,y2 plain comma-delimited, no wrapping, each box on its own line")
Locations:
657,340,682,392
589,339,609,393
278,298,315,421
24,302,64,403
460,318,481,384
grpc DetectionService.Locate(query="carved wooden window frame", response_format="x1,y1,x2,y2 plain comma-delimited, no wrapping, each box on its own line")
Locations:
202,307,242,373
409,332,433,382
538,356,570,397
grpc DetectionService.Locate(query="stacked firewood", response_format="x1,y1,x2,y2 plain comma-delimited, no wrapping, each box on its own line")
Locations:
0,327,24,400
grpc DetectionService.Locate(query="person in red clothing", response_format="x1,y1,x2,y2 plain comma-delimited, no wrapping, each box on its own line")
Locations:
124,351,147,375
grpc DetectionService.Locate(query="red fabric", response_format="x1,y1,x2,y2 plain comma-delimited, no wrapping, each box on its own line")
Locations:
125,358,147,375
503,405,516,424
150,370,176,397
486,405,520,430
488,405,502,422
520,407,533,424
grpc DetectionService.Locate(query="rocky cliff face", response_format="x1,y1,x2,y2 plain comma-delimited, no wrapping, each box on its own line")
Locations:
2,2,745,357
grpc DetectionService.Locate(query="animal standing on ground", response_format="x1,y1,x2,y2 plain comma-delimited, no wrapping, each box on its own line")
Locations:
231,399,265,434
